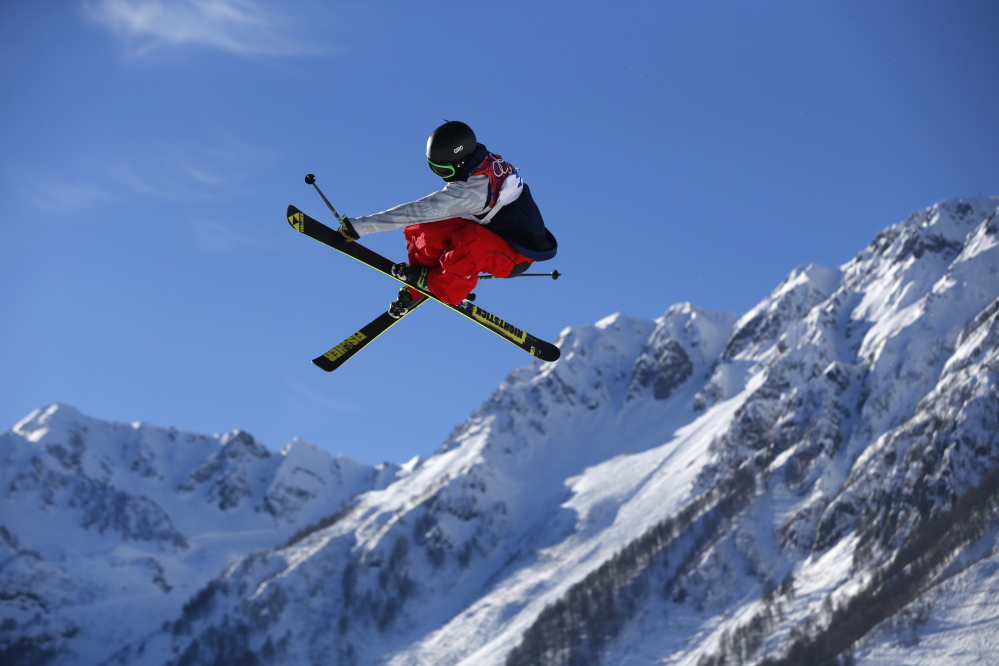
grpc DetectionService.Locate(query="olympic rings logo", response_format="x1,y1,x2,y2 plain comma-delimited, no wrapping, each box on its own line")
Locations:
486,153,515,178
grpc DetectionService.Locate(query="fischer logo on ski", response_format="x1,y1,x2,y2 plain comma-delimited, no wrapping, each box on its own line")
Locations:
311,304,426,372
323,332,368,362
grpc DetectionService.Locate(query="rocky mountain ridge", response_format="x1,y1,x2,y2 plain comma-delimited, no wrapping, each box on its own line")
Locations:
3,195,998,665
1,404,400,664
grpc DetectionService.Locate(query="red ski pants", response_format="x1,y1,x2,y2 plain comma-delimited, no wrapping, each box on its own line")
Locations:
403,218,531,304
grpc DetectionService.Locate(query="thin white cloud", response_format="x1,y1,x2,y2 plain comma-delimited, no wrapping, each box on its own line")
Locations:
83,0,315,56
11,170,118,215
12,134,270,216
105,135,266,200
192,217,269,252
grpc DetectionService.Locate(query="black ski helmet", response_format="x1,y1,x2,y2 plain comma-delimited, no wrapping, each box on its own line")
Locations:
426,121,476,177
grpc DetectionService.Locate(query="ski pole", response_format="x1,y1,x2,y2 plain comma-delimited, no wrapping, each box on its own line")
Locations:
304,174,346,223
480,270,561,280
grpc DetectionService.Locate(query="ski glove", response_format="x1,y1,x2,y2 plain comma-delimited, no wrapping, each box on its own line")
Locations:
338,217,359,242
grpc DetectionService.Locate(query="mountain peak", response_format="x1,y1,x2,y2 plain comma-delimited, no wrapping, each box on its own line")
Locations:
13,402,87,440
5,196,999,666
917,196,998,235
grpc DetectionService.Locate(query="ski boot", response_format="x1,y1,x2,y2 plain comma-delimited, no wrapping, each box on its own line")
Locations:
388,287,425,319
390,263,430,291
391,262,476,309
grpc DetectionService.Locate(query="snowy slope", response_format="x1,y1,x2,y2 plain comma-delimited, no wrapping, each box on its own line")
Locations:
4,196,999,666
0,404,398,664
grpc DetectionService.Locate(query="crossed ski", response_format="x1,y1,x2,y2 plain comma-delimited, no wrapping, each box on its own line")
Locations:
287,205,560,372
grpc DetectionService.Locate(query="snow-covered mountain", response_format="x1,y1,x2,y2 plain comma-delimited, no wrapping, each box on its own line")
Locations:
3,196,998,665
0,405,401,664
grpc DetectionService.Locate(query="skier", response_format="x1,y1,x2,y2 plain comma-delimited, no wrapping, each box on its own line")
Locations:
336,121,558,317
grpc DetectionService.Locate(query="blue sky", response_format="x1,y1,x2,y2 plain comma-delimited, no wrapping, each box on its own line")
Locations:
2,1,997,466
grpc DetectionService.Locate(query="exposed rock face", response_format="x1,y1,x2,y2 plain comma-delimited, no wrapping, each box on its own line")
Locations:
3,197,998,666
0,405,396,665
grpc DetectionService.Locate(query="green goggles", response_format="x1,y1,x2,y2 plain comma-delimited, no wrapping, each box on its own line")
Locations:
428,159,458,178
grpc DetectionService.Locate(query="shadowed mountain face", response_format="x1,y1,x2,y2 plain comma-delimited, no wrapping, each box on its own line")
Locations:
3,197,998,666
